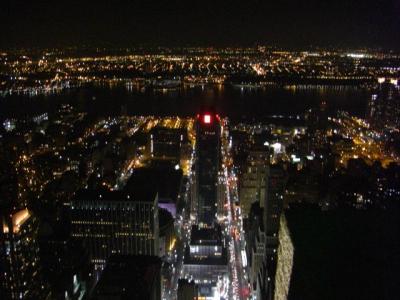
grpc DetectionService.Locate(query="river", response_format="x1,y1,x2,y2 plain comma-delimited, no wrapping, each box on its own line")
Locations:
0,84,370,120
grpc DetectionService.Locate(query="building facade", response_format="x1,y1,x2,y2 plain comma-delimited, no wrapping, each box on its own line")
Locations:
239,147,269,218
368,79,400,130
71,190,159,266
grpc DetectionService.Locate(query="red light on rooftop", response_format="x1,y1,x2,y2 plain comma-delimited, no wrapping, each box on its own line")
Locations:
203,114,211,124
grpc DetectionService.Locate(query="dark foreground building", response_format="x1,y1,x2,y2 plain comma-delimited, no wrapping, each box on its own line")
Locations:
91,254,162,300
286,203,400,300
178,279,198,300
39,232,91,300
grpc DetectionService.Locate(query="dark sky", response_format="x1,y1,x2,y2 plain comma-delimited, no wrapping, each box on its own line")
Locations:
1,0,399,49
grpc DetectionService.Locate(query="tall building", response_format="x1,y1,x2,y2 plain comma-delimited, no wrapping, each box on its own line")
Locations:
368,79,400,130
184,112,228,298
70,189,159,266
306,100,328,150
264,166,287,241
239,146,269,218
263,165,287,287
195,112,221,226
1,209,49,299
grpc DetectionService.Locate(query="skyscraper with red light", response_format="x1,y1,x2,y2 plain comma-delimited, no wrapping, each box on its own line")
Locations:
195,112,221,226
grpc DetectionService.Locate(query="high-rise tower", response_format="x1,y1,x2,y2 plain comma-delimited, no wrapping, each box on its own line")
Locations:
263,166,287,293
195,112,221,226
368,79,400,130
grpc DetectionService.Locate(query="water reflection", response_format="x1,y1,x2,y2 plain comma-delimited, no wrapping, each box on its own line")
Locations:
0,83,369,119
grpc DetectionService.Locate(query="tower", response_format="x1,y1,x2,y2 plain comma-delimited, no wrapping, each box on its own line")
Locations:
368,79,400,130
195,112,221,227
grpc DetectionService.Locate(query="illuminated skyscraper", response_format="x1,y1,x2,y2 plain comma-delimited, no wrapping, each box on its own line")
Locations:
368,79,400,130
194,112,221,226
184,112,228,299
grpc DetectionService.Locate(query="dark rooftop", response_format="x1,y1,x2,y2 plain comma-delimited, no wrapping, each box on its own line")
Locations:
286,203,400,300
92,254,162,300
73,188,157,203
190,225,223,246
150,126,185,136
124,166,182,203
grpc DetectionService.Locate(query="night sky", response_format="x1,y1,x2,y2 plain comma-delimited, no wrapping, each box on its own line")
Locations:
1,0,400,49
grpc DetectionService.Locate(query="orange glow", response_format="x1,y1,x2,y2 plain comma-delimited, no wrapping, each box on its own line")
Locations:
12,208,30,233
2,221,9,234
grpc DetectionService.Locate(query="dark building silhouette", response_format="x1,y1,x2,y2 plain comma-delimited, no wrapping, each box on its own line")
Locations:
306,101,328,150
178,279,198,300
125,166,183,218
91,254,162,300
39,231,91,300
